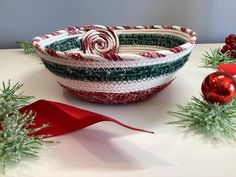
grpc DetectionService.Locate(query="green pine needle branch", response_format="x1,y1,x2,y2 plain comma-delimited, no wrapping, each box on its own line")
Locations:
0,81,50,173
168,96,236,140
202,48,236,68
16,41,35,54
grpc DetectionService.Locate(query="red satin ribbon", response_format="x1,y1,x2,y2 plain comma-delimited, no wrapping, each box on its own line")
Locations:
218,64,236,76
20,100,154,137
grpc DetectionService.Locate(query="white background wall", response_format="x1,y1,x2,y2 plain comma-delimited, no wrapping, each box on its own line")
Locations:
1,0,236,48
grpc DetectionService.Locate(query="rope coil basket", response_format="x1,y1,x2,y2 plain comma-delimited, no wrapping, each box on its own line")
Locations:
33,25,197,104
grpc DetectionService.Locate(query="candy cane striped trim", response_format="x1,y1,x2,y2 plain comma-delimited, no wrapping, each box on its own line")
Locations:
33,25,196,61
55,73,176,93
37,47,192,68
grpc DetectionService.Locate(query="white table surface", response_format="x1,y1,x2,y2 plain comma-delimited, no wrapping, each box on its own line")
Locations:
1,44,236,177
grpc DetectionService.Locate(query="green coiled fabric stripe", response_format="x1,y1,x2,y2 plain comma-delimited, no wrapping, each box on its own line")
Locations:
41,53,190,82
118,34,185,48
46,37,82,52
45,34,186,52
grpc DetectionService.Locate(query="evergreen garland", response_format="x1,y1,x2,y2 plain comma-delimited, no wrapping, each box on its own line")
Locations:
202,48,235,68
168,97,236,140
16,41,35,54
0,81,49,173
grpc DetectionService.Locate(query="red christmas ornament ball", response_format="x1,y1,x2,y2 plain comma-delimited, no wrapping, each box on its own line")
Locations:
201,71,236,104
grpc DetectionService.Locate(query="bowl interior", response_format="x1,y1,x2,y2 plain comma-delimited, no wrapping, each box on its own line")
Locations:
44,32,187,54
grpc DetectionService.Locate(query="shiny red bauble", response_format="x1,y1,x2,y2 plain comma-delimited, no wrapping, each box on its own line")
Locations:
201,71,236,104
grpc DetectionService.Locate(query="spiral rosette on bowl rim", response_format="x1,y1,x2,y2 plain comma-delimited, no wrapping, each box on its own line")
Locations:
82,28,119,58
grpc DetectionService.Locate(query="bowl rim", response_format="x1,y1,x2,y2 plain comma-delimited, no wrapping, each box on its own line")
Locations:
32,25,197,61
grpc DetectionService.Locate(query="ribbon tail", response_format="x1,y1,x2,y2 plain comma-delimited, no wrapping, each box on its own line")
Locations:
102,118,154,134
20,99,154,137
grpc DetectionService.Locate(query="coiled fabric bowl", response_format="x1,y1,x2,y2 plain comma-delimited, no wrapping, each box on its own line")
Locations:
33,25,197,104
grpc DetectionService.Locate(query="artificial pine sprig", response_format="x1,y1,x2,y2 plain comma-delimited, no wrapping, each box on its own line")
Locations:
0,81,48,173
168,97,236,140
16,41,35,54
0,81,34,121
202,48,235,68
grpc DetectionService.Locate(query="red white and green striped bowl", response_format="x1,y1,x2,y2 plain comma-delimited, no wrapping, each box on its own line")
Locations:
33,25,197,104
